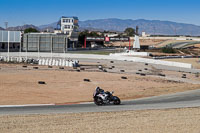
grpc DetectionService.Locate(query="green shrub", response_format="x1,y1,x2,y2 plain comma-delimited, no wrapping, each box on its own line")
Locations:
162,47,176,53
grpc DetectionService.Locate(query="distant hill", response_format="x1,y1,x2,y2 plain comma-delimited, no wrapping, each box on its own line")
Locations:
0,27,4,30
39,18,200,36
38,22,57,29
6,24,40,31
78,18,200,36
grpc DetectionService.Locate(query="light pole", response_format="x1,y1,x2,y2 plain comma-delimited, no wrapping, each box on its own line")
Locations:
38,36,40,60
7,31,10,61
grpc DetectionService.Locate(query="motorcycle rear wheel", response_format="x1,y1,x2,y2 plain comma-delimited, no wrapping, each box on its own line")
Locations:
94,97,104,106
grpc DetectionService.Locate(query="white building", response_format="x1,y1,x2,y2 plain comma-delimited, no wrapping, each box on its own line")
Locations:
0,30,21,52
104,33,119,37
55,16,79,37
142,32,150,37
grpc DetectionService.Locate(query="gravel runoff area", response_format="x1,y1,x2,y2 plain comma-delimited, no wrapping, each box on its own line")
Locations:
0,107,200,133
0,58,200,105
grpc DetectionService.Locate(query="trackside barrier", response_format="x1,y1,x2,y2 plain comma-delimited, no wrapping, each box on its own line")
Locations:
37,59,79,67
0,56,79,68
0,52,191,68
109,54,192,68
110,51,150,56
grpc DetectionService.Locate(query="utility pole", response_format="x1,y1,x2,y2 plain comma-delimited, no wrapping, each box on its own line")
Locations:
136,26,139,35
7,31,10,61
5,22,9,61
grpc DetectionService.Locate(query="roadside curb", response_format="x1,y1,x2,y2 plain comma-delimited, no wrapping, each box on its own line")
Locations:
55,102,93,105
0,102,94,108
0,104,55,108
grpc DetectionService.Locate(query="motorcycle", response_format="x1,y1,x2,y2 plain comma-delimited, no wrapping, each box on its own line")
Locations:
93,88,121,106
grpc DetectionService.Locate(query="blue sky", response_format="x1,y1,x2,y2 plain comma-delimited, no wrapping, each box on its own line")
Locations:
0,0,200,27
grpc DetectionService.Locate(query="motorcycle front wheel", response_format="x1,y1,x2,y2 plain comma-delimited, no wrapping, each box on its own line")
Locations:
113,96,121,105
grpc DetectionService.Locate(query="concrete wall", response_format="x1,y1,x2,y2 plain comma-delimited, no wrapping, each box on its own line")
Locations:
110,51,150,56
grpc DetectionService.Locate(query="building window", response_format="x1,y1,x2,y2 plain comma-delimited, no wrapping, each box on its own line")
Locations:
64,25,71,29
63,19,70,23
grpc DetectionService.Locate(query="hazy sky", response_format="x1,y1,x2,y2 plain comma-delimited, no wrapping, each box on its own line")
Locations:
0,0,200,27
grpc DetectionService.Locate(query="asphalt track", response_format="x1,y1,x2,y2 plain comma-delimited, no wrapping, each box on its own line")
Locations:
1,89,200,115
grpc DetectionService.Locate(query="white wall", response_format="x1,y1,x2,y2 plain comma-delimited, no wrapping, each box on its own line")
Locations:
0,52,192,69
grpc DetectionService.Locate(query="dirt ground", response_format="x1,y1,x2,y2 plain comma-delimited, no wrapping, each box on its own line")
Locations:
1,107,200,133
0,63,200,105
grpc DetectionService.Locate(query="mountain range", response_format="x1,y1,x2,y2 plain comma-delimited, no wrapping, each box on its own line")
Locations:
0,27,4,30
6,24,39,31
79,18,200,36
2,18,200,36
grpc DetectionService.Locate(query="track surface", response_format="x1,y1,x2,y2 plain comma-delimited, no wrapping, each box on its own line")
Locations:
1,89,200,115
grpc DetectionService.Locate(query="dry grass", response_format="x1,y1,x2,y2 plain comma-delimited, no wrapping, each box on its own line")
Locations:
0,63,200,105
106,39,166,47
1,107,200,133
154,40,195,48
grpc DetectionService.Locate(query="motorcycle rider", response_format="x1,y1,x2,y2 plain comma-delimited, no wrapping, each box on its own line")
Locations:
94,87,112,101
93,87,105,97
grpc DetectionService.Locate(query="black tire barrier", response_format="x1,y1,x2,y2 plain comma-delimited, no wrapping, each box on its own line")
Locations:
145,63,148,66
120,70,125,72
138,70,142,72
195,73,199,77
22,66,27,68
110,61,114,63
80,68,85,70
136,72,140,75
84,79,90,82
121,76,127,79
159,74,166,77
144,68,148,70
182,76,186,78
33,67,38,69
109,67,112,69
76,70,80,72
112,66,115,68
48,66,53,68
103,69,107,72
183,74,186,76
38,81,46,84
59,67,64,69
140,73,146,76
